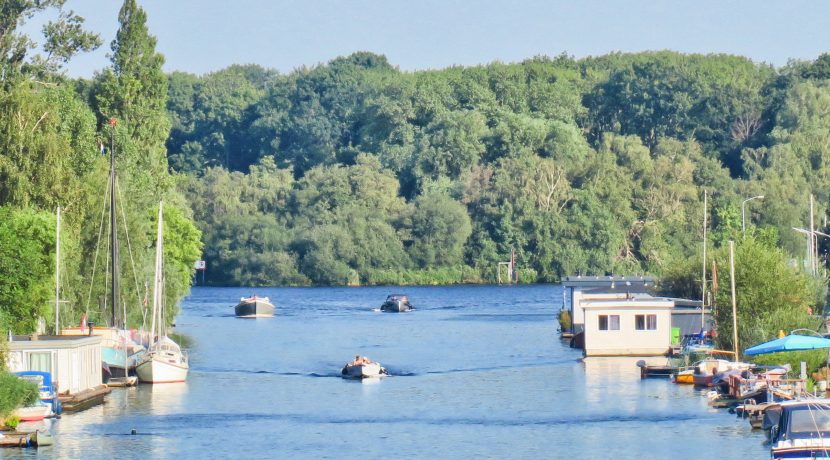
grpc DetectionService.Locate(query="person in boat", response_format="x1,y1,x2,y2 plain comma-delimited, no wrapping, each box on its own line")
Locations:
352,355,362,366
362,356,372,364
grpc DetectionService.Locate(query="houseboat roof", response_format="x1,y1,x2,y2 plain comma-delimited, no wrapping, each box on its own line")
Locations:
562,275,656,288
8,334,101,350
581,298,674,309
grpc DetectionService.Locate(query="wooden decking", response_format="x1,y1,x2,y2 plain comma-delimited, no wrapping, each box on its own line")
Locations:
59,384,111,412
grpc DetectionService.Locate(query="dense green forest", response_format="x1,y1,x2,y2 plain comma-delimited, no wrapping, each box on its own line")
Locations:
3,0,830,337
167,50,830,287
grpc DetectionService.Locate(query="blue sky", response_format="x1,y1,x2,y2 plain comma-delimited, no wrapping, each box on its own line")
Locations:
23,0,830,77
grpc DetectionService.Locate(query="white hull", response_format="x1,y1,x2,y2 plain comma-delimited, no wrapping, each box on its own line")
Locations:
15,404,52,422
342,362,386,378
136,355,188,384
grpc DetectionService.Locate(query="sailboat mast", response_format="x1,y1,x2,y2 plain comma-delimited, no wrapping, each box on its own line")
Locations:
110,119,120,328
55,206,60,335
701,190,707,329
150,201,163,347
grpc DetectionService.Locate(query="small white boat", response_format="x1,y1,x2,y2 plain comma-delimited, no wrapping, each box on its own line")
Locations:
136,337,189,384
341,362,387,379
14,404,52,422
31,430,53,447
235,296,274,318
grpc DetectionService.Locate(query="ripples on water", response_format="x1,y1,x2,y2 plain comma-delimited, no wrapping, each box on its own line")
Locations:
8,285,767,459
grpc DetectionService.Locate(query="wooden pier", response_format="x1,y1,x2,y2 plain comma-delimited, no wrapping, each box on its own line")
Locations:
0,432,33,448
59,384,111,413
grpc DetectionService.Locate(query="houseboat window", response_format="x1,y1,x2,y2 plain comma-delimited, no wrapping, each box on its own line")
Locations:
598,315,620,331
28,352,52,374
635,314,657,330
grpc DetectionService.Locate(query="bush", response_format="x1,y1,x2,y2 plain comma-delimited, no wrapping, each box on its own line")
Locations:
0,372,39,419
559,310,573,332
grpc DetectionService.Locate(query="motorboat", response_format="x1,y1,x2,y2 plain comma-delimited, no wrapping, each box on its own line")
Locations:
14,404,52,422
135,337,189,384
637,359,682,378
380,294,413,312
235,296,274,318
691,358,751,387
768,399,830,458
341,360,387,379
14,371,61,415
673,369,695,384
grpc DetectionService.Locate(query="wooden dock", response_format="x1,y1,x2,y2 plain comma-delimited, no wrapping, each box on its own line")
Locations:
0,432,32,448
59,384,111,413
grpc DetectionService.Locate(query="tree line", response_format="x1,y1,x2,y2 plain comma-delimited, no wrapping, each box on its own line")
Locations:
167,50,830,287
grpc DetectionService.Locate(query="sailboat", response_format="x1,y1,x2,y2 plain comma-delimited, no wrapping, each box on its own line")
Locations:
136,202,189,384
61,125,145,380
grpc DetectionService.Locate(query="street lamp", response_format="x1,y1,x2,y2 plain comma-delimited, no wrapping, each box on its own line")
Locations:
741,195,764,235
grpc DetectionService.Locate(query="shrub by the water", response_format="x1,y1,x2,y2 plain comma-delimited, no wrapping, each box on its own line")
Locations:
0,372,39,420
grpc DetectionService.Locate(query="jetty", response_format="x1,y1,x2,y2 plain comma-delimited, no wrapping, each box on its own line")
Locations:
59,385,112,413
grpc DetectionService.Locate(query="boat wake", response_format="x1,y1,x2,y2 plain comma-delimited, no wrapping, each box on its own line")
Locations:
115,411,706,429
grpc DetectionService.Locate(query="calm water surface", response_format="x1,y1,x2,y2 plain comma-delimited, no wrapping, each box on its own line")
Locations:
6,285,767,459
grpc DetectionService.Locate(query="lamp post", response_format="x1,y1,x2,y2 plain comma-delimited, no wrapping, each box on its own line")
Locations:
741,195,764,236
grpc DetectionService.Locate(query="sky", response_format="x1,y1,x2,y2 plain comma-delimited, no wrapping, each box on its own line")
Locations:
21,0,830,78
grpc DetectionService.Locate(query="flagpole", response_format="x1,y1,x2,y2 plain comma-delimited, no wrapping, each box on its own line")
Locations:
730,240,739,361
701,190,708,329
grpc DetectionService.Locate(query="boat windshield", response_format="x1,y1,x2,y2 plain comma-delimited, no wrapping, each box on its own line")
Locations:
787,406,830,438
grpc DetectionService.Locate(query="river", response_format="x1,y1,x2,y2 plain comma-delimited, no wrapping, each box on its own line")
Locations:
6,285,767,459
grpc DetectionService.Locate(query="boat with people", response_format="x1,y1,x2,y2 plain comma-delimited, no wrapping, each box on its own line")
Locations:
341,356,387,379
381,294,413,312
235,295,274,318
767,399,830,458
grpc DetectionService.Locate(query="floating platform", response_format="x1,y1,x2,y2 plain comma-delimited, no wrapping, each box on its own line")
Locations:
106,376,138,388
59,385,111,413
0,432,32,448
0,431,51,448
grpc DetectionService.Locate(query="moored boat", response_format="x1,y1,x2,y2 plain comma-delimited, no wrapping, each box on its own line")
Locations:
135,337,189,384
135,203,189,384
235,296,274,318
380,294,413,312
14,371,61,415
768,399,830,458
673,369,695,384
14,404,52,422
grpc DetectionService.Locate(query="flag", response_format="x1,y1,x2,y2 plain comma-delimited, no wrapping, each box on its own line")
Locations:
80,313,87,333
711,260,719,293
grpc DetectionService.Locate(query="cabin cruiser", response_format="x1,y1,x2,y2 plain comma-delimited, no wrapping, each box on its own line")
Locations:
767,399,830,458
341,357,387,379
235,295,274,318
381,294,413,312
